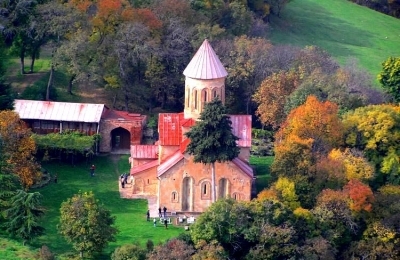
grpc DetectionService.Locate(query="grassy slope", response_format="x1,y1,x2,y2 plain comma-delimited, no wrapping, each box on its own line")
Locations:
33,155,182,259
250,156,274,193
269,0,400,80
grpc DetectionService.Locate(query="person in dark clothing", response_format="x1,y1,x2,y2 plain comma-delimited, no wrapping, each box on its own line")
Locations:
146,210,150,221
54,174,58,183
164,219,168,229
123,173,128,184
163,206,167,218
158,207,162,217
90,165,95,177
121,177,125,188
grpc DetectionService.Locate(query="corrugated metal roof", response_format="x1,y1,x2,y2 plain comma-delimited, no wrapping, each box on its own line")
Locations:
230,115,252,147
157,151,184,177
183,39,228,80
14,99,105,123
232,158,253,178
158,113,184,146
131,145,158,159
131,159,158,175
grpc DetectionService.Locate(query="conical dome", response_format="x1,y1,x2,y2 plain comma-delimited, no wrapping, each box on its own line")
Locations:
183,39,228,79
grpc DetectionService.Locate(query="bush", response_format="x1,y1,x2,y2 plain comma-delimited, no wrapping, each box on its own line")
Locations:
39,245,55,260
111,243,147,260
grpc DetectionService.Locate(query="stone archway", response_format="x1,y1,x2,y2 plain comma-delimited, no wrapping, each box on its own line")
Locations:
111,127,131,150
218,178,229,199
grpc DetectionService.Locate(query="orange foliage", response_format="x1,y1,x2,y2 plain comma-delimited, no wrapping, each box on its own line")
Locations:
317,189,348,206
69,0,93,12
97,0,122,18
254,70,301,128
0,111,41,189
130,9,162,30
344,179,374,212
277,95,343,155
257,188,278,201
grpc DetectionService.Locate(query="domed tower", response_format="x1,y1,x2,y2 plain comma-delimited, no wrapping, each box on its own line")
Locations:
183,39,228,120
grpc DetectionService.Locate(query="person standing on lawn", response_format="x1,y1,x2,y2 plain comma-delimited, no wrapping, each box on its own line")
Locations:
90,165,95,177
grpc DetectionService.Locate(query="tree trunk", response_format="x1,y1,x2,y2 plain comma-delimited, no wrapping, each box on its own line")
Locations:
211,162,216,202
68,75,75,95
80,251,83,258
30,50,36,73
20,47,26,75
46,65,54,101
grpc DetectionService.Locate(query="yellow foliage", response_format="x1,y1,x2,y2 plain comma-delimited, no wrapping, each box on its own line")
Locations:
366,222,397,243
328,148,374,182
274,177,300,209
378,184,400,195
293,207,313,221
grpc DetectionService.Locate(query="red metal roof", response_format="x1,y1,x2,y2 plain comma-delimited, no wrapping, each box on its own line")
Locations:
183,39,228,80
157,151,184,177
14,99,105,123
158,113,184,146
131,145,158,159
232,158,254,178
131,159,158,175
230,115,252,147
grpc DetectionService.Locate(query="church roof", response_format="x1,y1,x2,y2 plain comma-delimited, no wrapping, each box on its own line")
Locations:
157,151,184,177
232,158,254,178
183,39,228,79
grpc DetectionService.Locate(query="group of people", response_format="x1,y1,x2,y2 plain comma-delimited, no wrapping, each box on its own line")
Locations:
147,207,169,229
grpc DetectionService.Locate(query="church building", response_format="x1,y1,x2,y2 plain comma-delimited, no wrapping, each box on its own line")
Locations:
129,39,253,214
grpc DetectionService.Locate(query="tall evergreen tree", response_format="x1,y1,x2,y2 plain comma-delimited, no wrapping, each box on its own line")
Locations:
4,189,45,245
185,98,239,202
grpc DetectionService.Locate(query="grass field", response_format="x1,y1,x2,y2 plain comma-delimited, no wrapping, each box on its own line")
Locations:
0,238,37,260
29,155,183,259
250,156,274,193
269,0,400,81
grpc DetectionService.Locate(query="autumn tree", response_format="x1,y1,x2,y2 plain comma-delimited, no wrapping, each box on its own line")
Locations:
0,111,41,189
378,56,400,102
223,36,272,114
58,191,118,258
253,70,301,128
4,190,45,245
342,104,400,185
147,238,195,260
111,242,147,260
328,148,374,182
272,96,343,181
185,98,239,202
343,179,374,213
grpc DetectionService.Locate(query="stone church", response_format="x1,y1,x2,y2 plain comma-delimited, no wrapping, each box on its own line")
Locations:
129,39,254,214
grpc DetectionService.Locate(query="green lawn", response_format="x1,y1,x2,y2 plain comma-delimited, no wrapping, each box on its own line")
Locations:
269,0,400,81
250,156,274,194
33,155,183,259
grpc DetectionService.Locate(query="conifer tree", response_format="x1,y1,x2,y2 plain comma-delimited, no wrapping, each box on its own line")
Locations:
185,98,239,202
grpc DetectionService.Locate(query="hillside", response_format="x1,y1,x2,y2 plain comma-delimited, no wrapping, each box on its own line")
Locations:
269,0,400,80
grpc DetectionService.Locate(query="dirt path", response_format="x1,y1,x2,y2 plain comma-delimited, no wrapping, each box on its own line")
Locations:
111,155,159,218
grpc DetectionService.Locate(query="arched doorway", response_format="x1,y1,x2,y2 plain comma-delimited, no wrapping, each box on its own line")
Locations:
111,127,131,150
218,178,229,199
182,177,193,211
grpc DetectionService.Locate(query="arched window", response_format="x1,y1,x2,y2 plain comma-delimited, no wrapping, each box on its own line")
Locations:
233,193,243,201
186,87,190,108
213,89,218,99
194,89,198,110
171,191,179,203
203,89,207,102
201,181,211,200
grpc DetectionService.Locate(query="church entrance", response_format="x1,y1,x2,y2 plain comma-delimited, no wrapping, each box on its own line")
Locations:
218,178,229,199
182,177,193,211
111,127,131,151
